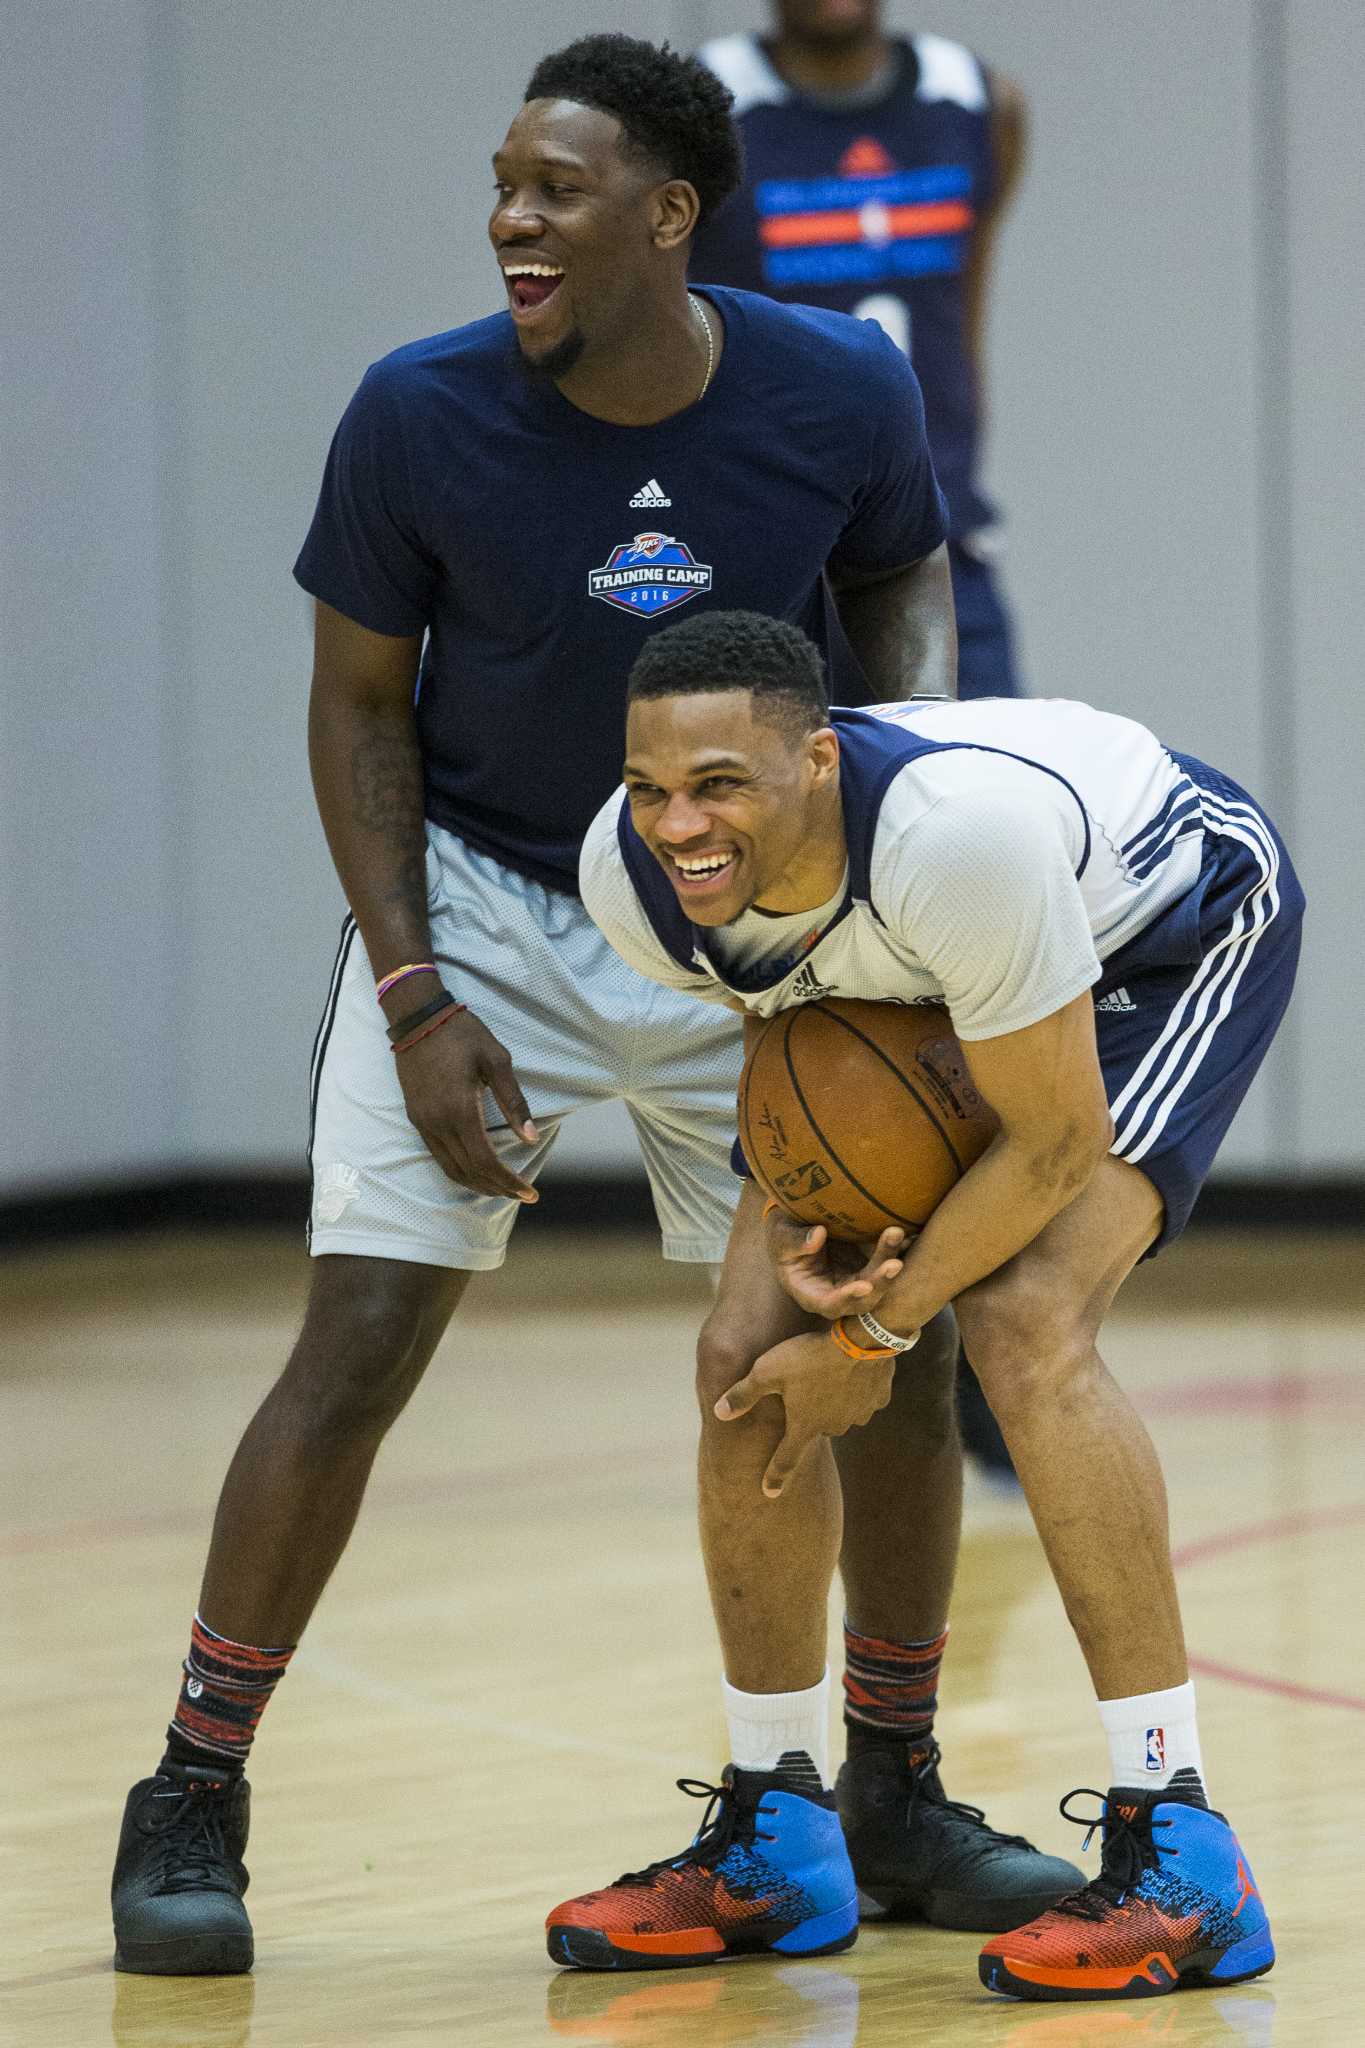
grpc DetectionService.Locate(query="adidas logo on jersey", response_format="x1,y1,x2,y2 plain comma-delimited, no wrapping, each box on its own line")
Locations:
789,962,834,1002
1096,986,1137,1014
629,477,671,508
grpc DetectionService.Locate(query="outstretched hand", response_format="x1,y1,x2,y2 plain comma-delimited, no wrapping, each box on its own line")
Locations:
714,1330,897,1500
767,1211,908,1321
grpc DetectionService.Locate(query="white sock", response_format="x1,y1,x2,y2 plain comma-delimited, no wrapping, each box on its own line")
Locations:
1098,1680,1205,1793
723,1669,830,1788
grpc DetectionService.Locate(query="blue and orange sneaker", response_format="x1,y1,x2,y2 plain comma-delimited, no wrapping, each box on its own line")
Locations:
546,1759,859,1971
979,1787,1274,2001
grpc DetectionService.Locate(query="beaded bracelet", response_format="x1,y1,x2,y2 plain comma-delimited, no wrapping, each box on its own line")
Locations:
375,961,439,1002
385,989,459,1044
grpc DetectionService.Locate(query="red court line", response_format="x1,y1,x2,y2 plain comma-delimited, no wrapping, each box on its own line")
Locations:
1185,1656,1365,1715
9,1430,1365,1717
1174,1503,1365,1713
1144,1370,1365,1416
1170,1501,1365,1570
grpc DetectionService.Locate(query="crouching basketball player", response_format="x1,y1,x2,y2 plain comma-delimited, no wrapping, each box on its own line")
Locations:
558,609,1301,1998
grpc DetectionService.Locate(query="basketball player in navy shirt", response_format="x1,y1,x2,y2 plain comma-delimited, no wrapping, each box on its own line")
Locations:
694,1,1027,701
110,35,1078,1975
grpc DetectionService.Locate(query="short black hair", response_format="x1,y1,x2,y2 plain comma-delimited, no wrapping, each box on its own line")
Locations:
525,34,742,223
627,611,830,738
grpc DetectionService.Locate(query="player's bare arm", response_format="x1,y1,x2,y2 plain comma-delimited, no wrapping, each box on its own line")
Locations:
770,990,1112,1342
305,601,439,953
868,990,1112,1333
307,600,538,1202
829,542,957,702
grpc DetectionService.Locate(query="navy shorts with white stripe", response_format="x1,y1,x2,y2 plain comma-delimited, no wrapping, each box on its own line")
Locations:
1093,752,1303,1252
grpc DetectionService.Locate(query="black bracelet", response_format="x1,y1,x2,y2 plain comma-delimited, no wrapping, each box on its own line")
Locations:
385,989,458,1044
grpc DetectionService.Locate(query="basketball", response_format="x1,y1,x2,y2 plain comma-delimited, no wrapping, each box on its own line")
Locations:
738,998,999,1241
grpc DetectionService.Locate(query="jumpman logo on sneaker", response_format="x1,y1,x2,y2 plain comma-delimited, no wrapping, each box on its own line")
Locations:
1232,1854,1259,1917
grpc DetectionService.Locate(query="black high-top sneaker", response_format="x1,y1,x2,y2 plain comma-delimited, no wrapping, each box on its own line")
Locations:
836,1738,1085,1932
112,1763,253,1974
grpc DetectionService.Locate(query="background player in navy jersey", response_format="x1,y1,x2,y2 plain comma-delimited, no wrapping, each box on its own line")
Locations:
564,609,1299,1995
694,1,1026,703
108,33,1072,1978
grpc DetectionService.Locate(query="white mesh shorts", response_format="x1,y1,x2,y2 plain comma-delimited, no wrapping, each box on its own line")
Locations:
307,826,743,1269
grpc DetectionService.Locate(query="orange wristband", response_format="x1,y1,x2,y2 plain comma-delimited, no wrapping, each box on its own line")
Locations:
830,1317,897,1362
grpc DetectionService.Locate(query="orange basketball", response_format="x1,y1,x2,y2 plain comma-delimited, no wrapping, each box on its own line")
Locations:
738,998,999,1242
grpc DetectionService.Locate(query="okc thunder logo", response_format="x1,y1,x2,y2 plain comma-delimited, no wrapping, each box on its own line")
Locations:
589,532,713,617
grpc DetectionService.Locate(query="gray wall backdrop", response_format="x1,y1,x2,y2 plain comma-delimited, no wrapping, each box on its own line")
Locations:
4,0,1361,1199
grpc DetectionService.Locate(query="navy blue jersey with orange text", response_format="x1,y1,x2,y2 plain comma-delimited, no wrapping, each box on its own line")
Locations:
693,33,995,541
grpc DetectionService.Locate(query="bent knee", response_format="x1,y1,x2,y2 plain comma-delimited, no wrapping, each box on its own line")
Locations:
956,1269,1096,1418
695,1317,756,1410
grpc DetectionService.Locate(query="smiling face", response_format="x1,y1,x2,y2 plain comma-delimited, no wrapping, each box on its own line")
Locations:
490,99,693,377
624,691,843,926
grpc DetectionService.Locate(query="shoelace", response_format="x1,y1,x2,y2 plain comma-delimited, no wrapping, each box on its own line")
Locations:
615,1776,777,1888
906,1741,1033,1860
1047,1789,1176,1920
143,1779,240,1895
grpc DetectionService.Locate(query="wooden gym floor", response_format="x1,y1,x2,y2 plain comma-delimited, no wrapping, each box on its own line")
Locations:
4,1223,1364,2047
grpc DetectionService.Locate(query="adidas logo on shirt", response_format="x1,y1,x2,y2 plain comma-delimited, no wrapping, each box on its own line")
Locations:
1096,986,1137,1014
789,962,834,1002
629,477,672,508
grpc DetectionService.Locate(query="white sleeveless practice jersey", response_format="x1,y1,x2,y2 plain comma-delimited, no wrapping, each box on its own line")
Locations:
579,698,1210,1041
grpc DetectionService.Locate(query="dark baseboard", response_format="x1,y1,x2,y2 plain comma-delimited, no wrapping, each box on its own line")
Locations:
1191,1178,1365,1228
2,1171,1363,1251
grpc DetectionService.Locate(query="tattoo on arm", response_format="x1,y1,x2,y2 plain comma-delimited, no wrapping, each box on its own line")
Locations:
350,730,428,924
351,731,424,844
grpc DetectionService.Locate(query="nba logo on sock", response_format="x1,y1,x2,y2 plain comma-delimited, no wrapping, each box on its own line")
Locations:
1145,1726,1165,1772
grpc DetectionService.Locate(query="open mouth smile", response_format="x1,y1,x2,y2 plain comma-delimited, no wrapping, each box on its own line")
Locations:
665,850,739,898
501,262,566,320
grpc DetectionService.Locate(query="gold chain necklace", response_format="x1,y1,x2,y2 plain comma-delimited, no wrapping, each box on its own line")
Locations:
688,292,715,402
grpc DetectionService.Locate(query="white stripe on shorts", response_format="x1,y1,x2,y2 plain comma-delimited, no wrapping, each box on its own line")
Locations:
1109,797,1280,1164
309,915,358,1143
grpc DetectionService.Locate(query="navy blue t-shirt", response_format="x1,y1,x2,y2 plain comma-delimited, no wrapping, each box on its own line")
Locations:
692,35,996,541
294,286,947,893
